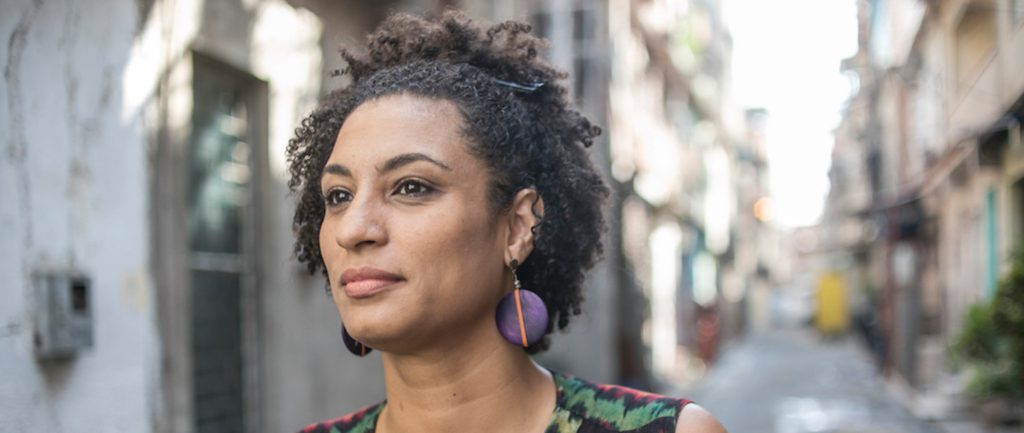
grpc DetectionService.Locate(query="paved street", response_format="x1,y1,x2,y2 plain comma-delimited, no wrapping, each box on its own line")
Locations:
676,328,942,433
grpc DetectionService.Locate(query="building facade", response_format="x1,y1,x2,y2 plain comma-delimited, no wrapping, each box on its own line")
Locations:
826,0,1024,417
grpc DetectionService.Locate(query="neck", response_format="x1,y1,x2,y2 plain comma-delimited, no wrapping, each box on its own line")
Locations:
376,324,555,433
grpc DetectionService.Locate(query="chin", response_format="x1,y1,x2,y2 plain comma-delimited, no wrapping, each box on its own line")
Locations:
342,309,412,349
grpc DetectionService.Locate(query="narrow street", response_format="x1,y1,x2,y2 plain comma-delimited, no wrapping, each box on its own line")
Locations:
677,328,942,433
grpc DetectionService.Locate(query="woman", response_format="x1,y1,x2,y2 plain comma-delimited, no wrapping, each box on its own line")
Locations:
287,11,727,433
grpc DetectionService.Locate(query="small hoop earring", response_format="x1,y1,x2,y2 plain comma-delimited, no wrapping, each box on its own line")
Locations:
341,324,372,357
495,259,549,348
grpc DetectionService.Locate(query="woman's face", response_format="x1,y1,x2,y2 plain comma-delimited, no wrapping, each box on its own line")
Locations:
319,94,508,353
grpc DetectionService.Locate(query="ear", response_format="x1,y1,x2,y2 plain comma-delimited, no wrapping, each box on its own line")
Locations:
504,188,545,266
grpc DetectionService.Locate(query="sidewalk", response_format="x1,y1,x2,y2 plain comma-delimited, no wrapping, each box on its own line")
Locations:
664,328,943,433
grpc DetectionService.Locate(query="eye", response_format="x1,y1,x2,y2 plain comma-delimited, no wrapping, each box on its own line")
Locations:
393,179,435,197
323,188,352,207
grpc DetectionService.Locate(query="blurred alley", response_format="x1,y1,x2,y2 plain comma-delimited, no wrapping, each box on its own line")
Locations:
681,328,941,433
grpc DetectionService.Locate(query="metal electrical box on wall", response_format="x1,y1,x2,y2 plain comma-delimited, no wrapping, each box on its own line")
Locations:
32,272,93,360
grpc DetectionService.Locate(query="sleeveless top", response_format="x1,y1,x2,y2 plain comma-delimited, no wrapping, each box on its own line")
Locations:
298,371,693,433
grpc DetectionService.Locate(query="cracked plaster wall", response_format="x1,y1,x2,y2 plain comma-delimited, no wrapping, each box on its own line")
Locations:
1,0,156,432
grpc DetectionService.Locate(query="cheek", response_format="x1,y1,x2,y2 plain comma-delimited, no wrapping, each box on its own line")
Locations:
318,218,339,272
408,207,502,300
318,220,329,257
319,218,349,308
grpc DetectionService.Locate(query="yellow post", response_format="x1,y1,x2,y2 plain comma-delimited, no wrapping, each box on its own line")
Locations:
816,271,848,335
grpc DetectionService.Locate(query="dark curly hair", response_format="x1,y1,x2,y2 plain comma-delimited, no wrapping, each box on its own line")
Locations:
286,10,609,353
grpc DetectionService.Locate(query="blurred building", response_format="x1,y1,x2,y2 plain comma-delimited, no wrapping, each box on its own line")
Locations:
826,0,1024,416
601,0,777,388
737,108,780,334
474,0,778,391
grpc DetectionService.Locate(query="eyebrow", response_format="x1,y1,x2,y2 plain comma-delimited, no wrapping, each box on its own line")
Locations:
380,152,452,173
323,164,351,177
322,152,452,181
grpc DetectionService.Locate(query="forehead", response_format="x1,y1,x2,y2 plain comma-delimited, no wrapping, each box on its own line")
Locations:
330,94,472,165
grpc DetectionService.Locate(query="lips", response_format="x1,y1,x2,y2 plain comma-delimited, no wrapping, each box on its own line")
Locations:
341,266,404,298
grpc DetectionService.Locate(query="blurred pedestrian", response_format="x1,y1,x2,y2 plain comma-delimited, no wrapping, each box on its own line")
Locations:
286,10,726,433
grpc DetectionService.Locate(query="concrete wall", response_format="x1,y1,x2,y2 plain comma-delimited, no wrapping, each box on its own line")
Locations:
1,0,157,431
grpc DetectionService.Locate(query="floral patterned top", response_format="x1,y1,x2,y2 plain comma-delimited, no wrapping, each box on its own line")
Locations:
298,371,693,433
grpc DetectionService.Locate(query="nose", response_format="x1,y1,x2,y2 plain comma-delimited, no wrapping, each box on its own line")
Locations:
333,194,389,251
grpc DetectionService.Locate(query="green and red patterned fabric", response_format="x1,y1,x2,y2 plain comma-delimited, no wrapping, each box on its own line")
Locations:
299,371,693,433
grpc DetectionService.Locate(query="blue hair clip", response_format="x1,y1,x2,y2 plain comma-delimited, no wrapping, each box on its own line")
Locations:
494,78,544,93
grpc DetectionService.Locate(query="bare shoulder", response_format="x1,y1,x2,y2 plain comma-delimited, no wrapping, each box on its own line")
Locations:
676,403,728,433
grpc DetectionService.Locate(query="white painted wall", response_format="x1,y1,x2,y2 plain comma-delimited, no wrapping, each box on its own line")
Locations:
1,0,157,432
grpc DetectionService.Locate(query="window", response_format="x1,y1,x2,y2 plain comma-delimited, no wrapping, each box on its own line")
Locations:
530,3,599,103
572,9,594,101
531,11,549,39
188,54,265,433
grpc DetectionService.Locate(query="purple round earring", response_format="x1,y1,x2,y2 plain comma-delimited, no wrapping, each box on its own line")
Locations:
341,324,372,357
495,260,549,348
